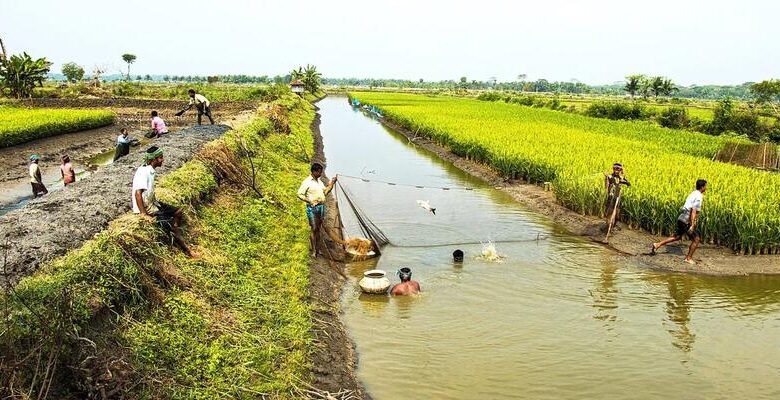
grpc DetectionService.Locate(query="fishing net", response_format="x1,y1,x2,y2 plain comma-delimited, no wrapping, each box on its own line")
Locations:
335,181,390,255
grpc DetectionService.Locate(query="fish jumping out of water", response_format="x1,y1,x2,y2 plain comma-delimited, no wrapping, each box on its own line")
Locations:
417,200,436,215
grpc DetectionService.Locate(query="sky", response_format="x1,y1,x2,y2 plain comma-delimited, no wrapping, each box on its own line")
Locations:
1,0,778,85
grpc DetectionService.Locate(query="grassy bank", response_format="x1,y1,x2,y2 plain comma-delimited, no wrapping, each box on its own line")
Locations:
0,95,317,398
0,105,115,147
352,92,780,254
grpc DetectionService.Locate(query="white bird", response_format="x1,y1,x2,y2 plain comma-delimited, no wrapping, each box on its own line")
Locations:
416,200,436,215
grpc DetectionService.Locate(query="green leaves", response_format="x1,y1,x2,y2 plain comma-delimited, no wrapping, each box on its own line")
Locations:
0,52,52,98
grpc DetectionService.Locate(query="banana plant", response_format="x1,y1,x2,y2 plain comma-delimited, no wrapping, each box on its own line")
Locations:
0,52,52,98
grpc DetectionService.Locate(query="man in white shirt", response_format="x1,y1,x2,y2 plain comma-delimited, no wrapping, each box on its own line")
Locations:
180,89,214,125
297,162,337,257
132,146,195,257
651,179,707,265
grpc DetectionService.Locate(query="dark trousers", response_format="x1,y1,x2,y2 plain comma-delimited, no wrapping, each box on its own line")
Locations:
196,105,214,125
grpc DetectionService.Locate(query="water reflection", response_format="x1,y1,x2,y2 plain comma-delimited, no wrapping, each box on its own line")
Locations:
592,262,619,325
664,275,696,352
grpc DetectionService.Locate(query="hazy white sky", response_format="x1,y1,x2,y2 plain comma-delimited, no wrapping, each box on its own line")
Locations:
1,0,777,85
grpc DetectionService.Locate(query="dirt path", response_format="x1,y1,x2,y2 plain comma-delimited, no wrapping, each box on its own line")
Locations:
376,117,780,276
308,107,371,399
0,124,231,286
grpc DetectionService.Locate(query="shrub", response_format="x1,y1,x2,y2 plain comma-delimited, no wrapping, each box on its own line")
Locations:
585,101,650,121
657,106,690,129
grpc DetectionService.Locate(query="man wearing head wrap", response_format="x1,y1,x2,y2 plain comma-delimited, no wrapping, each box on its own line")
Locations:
132,146,196,257
29,155,48,198
604,162,631,230
390,267,421,295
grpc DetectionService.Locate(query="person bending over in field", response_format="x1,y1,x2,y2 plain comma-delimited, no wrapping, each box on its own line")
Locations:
148,110,169,138
178,89,214,125
114,128,132,161
60,155,76,186
651,179,707,265
391,267,421,296
297,162,337,257
132,146,196,257
29,155,48,198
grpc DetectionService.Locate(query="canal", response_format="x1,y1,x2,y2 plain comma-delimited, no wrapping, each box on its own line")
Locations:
318,96,780,399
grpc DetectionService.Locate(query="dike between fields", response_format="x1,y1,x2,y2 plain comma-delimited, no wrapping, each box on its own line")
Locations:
0,95,366,399
369,112,780,276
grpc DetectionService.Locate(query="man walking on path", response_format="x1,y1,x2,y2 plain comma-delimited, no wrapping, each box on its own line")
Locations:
651,179,707,265
297,163,337,257
29,155,48,198
132,146,196,257
180,89,214,125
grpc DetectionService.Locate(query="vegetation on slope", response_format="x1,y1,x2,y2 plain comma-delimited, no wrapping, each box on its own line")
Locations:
0,94,317,399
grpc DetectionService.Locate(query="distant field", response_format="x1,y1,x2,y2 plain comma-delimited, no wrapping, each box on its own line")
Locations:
352,92,779,254
0,106,115,148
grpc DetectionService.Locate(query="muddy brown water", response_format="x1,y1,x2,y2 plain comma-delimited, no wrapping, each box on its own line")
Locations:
318,97,780,399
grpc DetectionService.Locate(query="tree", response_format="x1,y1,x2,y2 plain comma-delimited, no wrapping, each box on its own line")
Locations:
624,74,644,97
144,74,152,81
660,78,678,97
207,75,219,84
121,53,136,80
302,64,322,93
61,62,85,83
0,52,52,98
648,76,664,98
750,79,780,111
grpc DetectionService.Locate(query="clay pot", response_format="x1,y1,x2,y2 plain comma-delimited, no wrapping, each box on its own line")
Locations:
359,269,390,294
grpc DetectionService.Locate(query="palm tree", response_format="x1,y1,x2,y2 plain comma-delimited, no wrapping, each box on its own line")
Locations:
624,75,644,98
661,78,678,97
121,53,136,81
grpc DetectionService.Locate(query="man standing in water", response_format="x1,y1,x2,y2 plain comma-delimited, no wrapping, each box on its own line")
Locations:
60,155,76,186
179,89,214,125
297,163,337,257
651,179,707,265
29,155,48,198
391,267,421,295
132,146,196,258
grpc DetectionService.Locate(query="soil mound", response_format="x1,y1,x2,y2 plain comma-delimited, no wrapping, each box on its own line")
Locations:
0,124,230,286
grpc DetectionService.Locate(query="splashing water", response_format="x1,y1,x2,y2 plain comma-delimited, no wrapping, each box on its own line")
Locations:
479,241,504,262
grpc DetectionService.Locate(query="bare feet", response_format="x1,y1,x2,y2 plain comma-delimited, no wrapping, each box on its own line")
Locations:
650,243,658,255
684,258,696,265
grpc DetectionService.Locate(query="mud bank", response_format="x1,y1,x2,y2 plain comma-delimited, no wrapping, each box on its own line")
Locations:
0,124,230,285
374,115,780,276
308,105,370,398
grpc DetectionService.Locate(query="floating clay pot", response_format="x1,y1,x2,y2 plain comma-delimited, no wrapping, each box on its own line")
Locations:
359,269,391,294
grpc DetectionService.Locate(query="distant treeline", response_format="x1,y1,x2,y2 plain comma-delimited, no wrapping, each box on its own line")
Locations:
44,73,757,100
324,78,756,100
